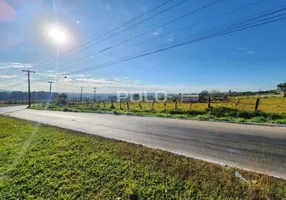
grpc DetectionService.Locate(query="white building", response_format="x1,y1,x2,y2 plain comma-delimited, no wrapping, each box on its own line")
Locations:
181,94,200,103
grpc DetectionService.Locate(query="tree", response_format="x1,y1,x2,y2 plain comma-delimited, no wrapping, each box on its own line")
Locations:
200,90,209,96
277,82,286,97
209,89,220,100
277,83,286,92
55,93,68,105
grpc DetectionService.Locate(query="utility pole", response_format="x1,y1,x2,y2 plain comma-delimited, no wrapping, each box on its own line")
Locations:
80,86,84,103
22,70,35,107
93,87,97,102
48,81,54,102
48,81,54,94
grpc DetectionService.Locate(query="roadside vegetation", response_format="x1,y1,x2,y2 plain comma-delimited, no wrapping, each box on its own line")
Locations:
0,103,26,107
1,116,285,199
31,96,286,124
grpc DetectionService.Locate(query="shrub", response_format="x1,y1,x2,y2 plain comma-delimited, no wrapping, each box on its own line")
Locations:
208,107,237,117
55,93,68,106
250,116,267,123
168,109,185,114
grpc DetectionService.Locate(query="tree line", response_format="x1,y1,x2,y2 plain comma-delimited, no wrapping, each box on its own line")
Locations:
0,91,58,101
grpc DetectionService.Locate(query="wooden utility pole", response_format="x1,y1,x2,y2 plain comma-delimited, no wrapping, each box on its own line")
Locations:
48,81,54,102
80,86,83,103
48,81,54,94
22,70,35,107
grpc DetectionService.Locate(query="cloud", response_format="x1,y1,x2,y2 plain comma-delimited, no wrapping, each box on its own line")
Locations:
0,75,17,79
44,70,54,73
76,74,86,78
236,47,255,55
48,74,57,77
247,50,255,54
0,63,33,69
76,78,118,84
153,28,162,36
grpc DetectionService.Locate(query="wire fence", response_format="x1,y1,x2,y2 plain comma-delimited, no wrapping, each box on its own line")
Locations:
63,97,286,113
1,97,285,113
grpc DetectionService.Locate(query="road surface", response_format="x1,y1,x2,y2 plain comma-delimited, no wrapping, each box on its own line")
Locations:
1,105,286,178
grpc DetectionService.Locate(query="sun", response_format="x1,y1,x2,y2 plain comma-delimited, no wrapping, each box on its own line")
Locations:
48,26,67,44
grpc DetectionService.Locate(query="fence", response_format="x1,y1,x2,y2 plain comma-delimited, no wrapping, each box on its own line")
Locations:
64,97,279,113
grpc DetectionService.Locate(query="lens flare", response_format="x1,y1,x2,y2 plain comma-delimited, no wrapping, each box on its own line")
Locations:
48,26,67,44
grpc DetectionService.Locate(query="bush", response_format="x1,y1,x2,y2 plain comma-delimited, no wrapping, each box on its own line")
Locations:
250,116,267,123
208,107,237,117
237,110,257,119
168,109,185,114
55,93,68,106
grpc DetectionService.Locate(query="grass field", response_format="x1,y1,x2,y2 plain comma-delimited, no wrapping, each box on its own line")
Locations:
31,97,286,124
0,116,285,199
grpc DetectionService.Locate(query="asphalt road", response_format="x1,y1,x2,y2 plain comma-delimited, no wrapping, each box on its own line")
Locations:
1,105,286,178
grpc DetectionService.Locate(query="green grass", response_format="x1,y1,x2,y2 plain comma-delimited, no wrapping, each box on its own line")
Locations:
0,116,286,199
0,104,26,107
31,103,286,124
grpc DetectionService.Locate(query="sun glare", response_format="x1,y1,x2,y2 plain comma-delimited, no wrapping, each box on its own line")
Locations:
48,26,67,44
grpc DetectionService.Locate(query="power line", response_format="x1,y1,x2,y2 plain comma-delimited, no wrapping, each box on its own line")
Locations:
66,7,286,75
21,6,286,82
2,82,24,89
49,0,272,73
42,0,222,71
32,0,177,70
4,5,285,90
62,0,267,73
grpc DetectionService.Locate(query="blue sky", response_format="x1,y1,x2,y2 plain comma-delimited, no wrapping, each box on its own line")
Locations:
0,0,286,93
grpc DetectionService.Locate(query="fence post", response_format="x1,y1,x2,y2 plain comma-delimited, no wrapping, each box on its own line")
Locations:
255,98,260,111
208,96,211,108
126,101,129,110
139,102,142,109
152,100,155,110
164,101,167,112
110,100,115,109
189,102,192,109
103,101,106,109
174,100,178,110
120,100,123,110
235,99,240,109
